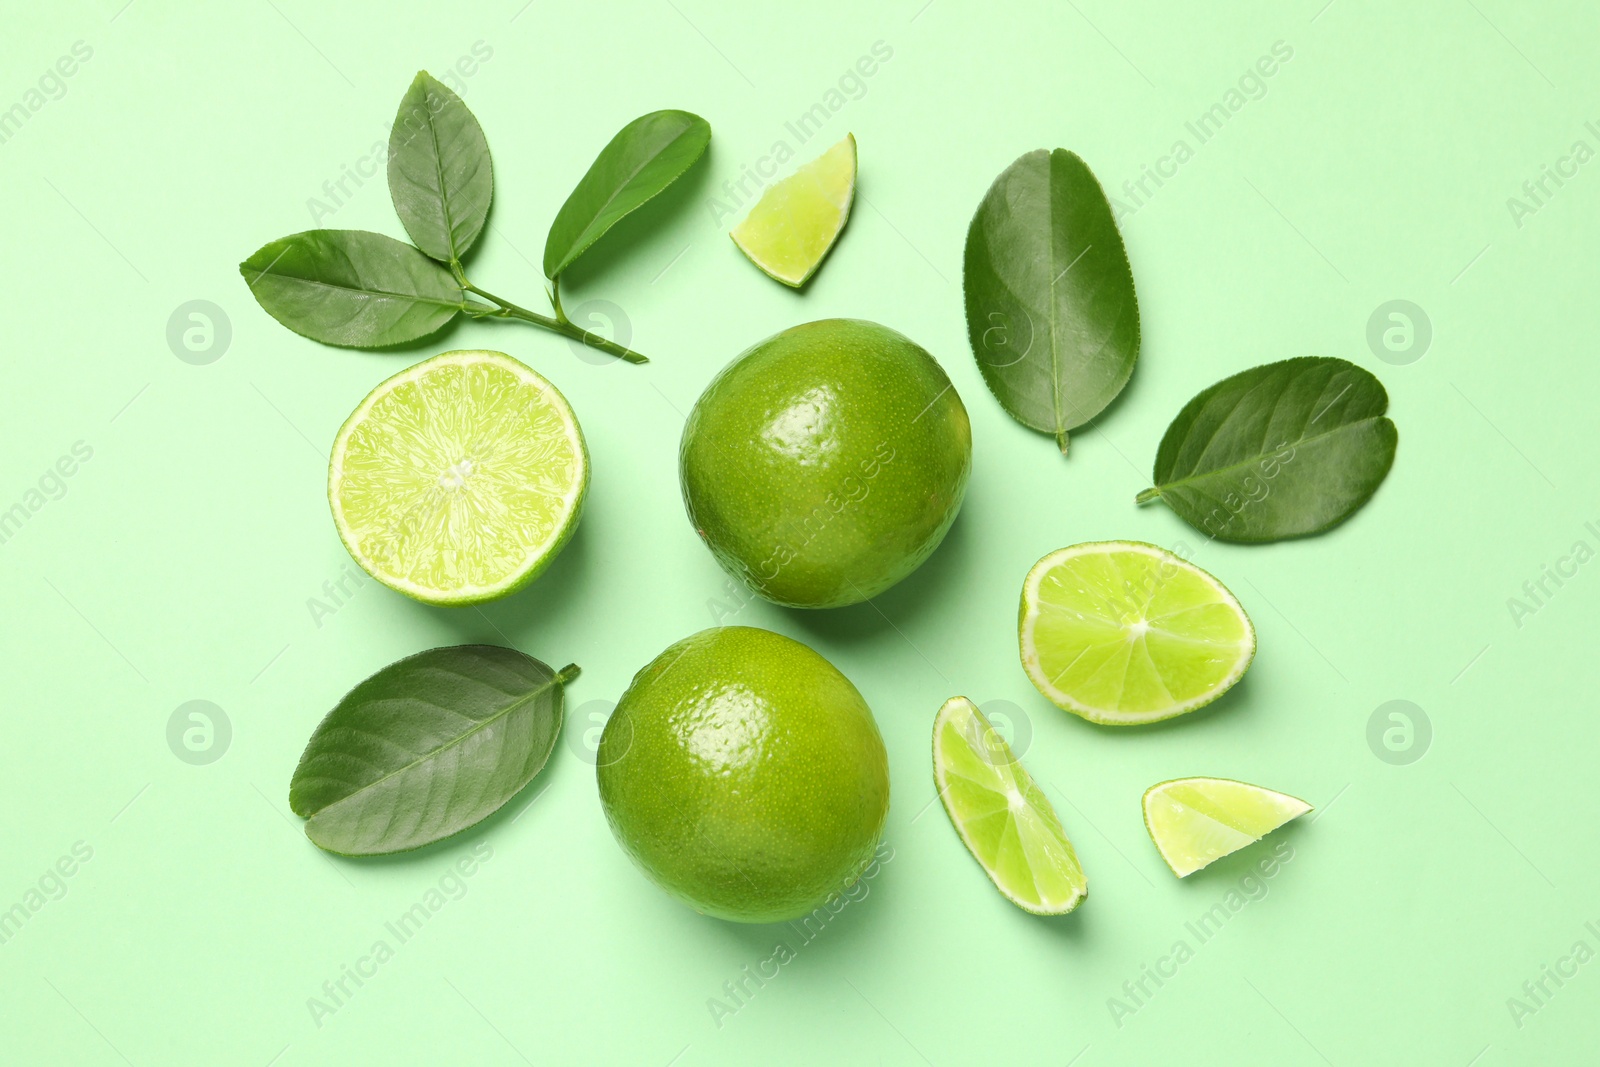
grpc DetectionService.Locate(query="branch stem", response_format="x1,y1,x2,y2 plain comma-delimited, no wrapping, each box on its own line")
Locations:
455,274,647,364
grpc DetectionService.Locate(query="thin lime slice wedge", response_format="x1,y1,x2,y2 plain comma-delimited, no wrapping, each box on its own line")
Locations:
328,349,588,606
1143,777,1311,877
1019,541,1254,725
730,133,856,287
933,696,1086,915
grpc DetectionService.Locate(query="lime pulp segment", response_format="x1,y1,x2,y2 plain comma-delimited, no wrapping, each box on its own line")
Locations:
329,350,587,605
1143,777,1311,877
1019,541,1254,725
730,133,856,287
933,697,1086,915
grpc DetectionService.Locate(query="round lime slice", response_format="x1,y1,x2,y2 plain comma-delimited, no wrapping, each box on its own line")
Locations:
933,696,1086,915
730,133,856,287
1019,541,1254,725
1143,777,1311,877
328,349,588,606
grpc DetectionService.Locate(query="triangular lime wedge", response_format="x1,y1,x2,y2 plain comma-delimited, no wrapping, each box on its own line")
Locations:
328,350,588,605
730,133,856,287
1019,541,1255,725
933,696,1087,914
1142,777,1311,877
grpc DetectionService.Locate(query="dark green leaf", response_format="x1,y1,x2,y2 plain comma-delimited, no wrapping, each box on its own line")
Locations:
1138,357,1399,542
289,645,575,855
963,149,1140,453
239,230,465,347
388,71,493,264
543,109,711,278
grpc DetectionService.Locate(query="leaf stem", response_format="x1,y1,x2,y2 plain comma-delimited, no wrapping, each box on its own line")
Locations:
549,276,569,326
455,274,648,364
1135,487,1161,505
555,663,582,686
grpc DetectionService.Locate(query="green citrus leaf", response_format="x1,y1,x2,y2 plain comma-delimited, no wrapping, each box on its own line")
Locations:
1138,356,1399,542
387,71,493,264
543,109,711,278
963,149,1140,453
289,645,574,855
239,229,465,348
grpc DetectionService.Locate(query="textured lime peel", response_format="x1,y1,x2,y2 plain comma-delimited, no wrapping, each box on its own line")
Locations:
933,697,1087,915
329,349,588,606
731,134,856,287
1143,777,1311,877
1019,541,1255,725
678,318,970,608
596,627,890,923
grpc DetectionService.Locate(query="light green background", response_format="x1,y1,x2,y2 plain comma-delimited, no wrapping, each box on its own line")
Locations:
3,0,1595,1063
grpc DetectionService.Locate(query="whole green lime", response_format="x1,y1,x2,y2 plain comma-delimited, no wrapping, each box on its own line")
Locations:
596,626,890,923
680,318,971,608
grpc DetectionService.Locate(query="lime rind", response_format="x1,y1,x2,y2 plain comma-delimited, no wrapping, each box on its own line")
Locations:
730,133,856,287
328,350,588,606
1142,776,1311,877
933,697,1086,915
1018,540,1255,725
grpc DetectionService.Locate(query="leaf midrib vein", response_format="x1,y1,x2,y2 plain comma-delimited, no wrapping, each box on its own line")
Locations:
1156,414,1386,495
308,668,557,818
558,120,698,270
1046,159,1064,438
246,265,465,310
422,97,461,260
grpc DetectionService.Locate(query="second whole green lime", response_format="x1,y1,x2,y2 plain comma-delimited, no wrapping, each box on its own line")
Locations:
679,318,971,608
596,626,890,923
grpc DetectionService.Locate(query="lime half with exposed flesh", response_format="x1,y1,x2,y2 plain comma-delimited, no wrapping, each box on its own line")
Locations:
1019,541,1254,725
328,349,587,605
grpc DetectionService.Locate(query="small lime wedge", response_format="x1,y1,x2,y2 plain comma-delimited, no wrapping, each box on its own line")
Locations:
730,133,856,287
328,349,588,606
1143,777,1311,877
1019,541,1254,725
933,696,1086,915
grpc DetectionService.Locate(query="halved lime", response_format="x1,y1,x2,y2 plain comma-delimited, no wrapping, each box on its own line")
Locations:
328,349,587,606
1019,541,1254,725
1143,777,1310,877
933,696,1086,915
730,133,856,287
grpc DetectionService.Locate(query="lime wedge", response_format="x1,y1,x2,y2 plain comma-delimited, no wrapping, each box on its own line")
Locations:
730,133,856,287
933,696,1086,915
1019,541,1254,725
1143,777,1311,877
328,349,588,606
